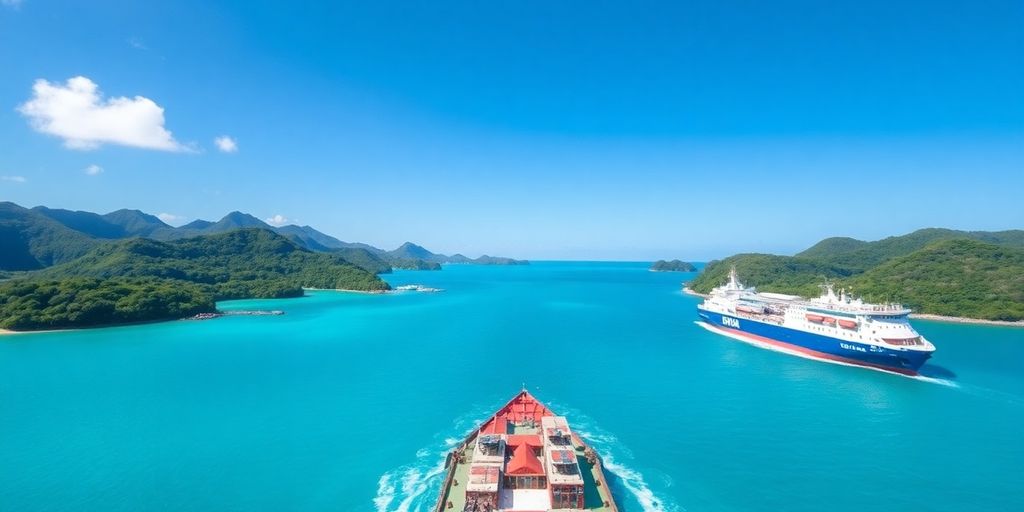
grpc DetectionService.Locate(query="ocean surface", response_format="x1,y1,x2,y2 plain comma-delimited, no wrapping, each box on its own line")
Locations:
2,262,1023,512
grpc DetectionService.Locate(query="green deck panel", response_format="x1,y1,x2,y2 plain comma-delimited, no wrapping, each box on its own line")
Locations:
576,457,615,511
441,440,476,511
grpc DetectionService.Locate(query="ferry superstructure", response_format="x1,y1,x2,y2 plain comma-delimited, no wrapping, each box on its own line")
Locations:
696,268,935,375
433,390,619,512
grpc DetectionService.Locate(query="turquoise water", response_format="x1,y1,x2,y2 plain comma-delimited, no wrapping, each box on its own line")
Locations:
2,262,1023,511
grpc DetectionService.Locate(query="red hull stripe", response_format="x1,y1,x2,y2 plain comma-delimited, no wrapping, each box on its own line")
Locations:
705,321,919,376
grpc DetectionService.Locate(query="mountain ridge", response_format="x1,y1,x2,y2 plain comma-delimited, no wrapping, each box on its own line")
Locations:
0,202,527,272
688,228,1024,321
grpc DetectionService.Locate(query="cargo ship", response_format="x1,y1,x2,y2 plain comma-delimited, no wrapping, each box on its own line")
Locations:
696,268,935,375
433,390,619,512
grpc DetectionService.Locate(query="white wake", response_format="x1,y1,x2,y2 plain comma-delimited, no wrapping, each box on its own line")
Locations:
556,405,683,512
373,407,490,512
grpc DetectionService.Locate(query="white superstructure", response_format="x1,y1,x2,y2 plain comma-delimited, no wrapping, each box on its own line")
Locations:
700,267,935,355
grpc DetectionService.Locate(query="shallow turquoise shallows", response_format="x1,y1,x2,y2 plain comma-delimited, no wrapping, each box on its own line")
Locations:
2,262,1023,512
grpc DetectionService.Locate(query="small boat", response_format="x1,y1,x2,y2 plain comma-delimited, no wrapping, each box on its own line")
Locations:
433,390,620,512
806,314,824,323
821,317,837,325
838,319,857,329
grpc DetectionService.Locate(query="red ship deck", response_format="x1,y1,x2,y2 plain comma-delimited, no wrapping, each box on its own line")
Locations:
433,390,619,512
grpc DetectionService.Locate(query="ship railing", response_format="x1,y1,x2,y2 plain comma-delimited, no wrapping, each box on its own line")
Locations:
798,303,909,314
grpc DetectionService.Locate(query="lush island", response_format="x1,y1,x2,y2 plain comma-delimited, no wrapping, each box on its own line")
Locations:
688,228,1024,321
650,260,696,272
0,277,216,331
1,202,526,273
388,242,528,266
0,229,388,331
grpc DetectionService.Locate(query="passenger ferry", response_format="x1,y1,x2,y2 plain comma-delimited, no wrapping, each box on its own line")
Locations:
696,268,935,375
433,390,619,512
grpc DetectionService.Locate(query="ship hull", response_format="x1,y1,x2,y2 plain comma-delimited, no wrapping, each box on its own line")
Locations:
697,306,931,375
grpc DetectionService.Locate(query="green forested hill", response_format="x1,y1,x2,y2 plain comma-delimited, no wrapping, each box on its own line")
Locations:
40,229,389,298
689,254,850,297
2,202,525,272
0,229,389,331
650,260,697,272
847,239,1024,321
0,202,99,270
796,228,1024,272
689,229,1024,321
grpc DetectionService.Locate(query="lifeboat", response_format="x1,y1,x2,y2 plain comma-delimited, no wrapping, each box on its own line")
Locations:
806,314,824,323
821,317,836,325
838,319,857,329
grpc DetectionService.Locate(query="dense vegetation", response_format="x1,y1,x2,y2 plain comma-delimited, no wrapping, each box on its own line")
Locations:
797,228,1024,272
0,277,215,331
689,229,1024,321
1,202,99,269
650,260,696,272
690,254,850,296
40,229,389,298
847,240,1024,321
387,242,526,265
466,255,529,265
0,229,389,331
3,202,526,273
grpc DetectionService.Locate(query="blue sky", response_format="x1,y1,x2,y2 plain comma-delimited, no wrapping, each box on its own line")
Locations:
1,1,1022,260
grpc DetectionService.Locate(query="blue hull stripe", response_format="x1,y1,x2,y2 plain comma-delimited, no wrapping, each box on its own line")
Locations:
697,307,931,373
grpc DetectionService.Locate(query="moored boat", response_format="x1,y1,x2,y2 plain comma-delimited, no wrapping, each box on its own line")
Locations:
433,390,620,512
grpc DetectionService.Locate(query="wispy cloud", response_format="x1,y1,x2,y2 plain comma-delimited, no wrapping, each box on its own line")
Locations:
126,37,148,50
265,214,290,227
214,135,238,153
1,0,24,9
84,164,103,176
157,212,186,226
1,175,27,183
18,76,189,152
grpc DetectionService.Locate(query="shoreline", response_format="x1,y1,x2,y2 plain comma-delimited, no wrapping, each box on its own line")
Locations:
909,313,1024,328
683,287,1022,327
2,288,384,336
301,287,389,294
682,286,709,298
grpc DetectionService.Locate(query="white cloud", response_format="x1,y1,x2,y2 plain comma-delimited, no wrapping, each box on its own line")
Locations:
127,37,148,50
157,212,186,226
265,214,290,227
18,76,188,152
84,164,103,176
1,175,27,183
214,135,238,153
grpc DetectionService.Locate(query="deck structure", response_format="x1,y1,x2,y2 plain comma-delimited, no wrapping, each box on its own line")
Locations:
433,390,619,512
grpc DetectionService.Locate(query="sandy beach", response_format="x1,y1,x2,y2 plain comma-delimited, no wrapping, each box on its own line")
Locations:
302,287,389,294
682,287,709,298
0,327,71,336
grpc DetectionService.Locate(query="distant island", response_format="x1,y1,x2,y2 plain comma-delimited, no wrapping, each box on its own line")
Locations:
687,228,1024,322
0,202,527,273
650,260,696,272
0,202,527,332
0,229,388,331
